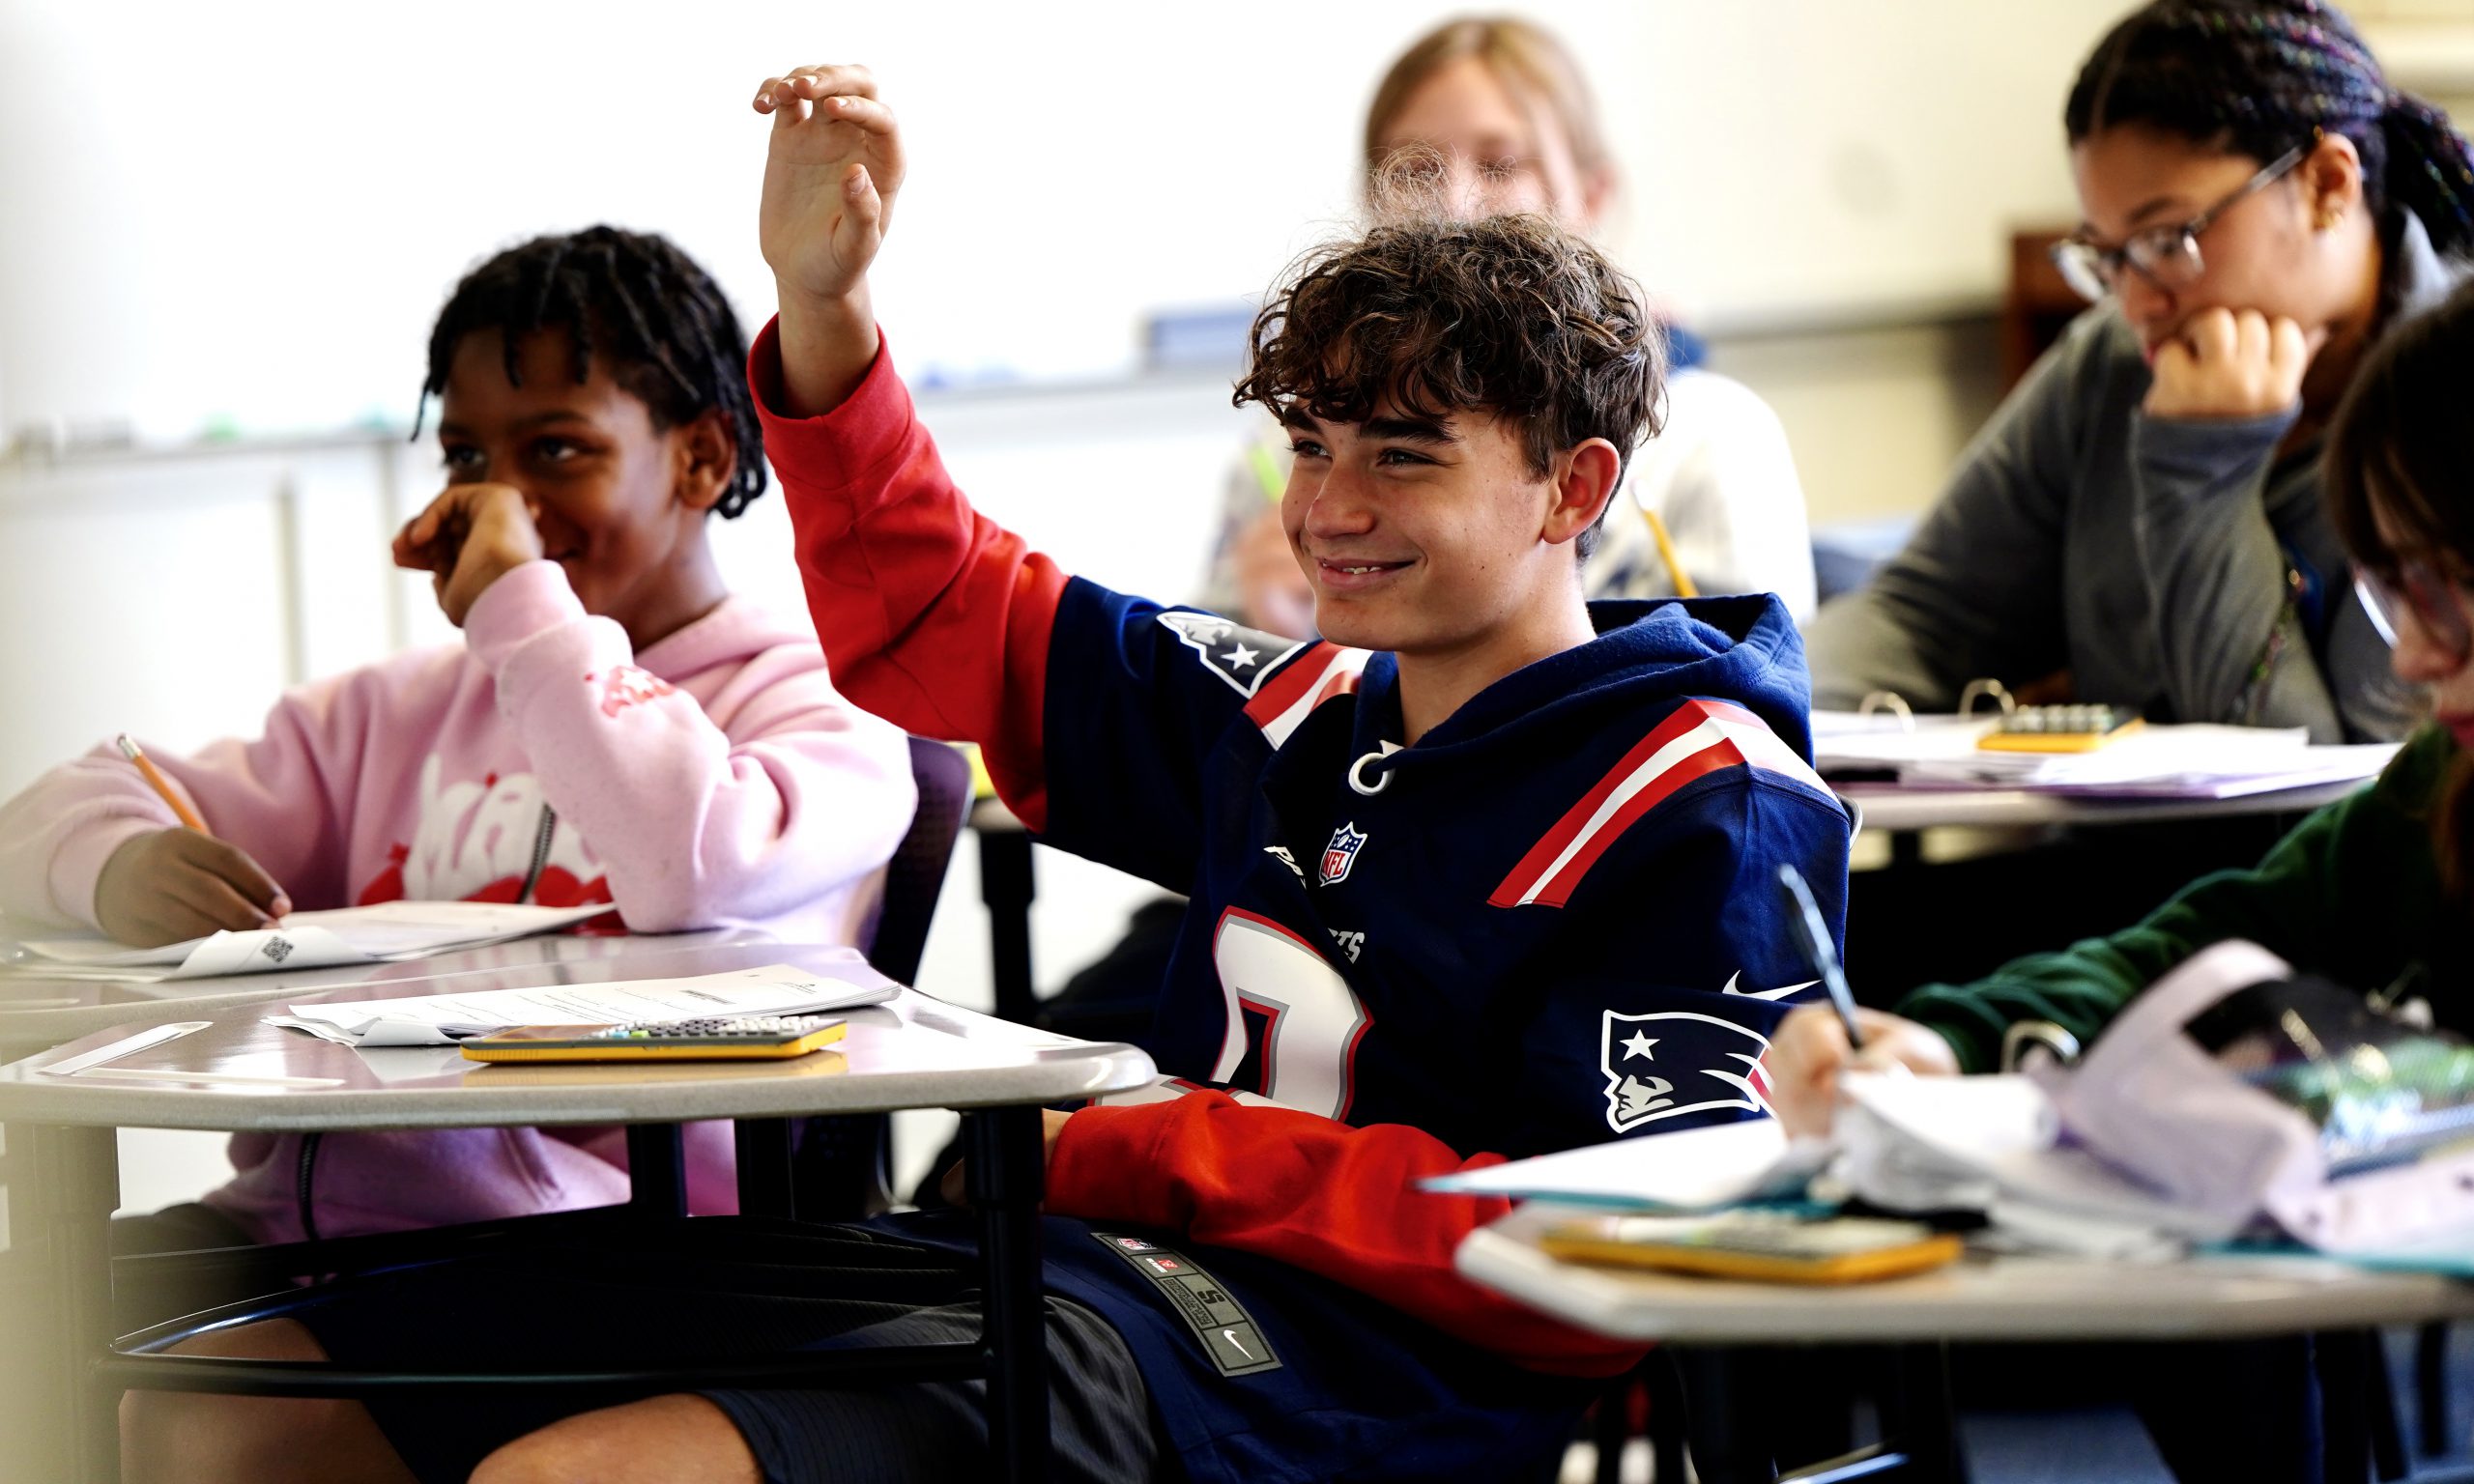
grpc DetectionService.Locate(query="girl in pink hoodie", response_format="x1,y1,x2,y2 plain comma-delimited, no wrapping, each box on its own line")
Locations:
0,225,916,1246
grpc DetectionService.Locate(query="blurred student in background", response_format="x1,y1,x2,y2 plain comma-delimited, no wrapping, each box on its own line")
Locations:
1202,14,1816,636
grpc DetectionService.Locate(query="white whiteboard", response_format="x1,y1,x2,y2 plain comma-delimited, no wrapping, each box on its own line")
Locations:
0,0,2124,442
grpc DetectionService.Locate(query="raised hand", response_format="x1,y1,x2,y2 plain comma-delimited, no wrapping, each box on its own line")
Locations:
94,829,292,947
2144,306,2317,421
753,64,904,415
755,64,903,307
392,482,545,627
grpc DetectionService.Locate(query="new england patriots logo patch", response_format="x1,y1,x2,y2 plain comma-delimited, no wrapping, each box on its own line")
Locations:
1599,1010,1773,1132
1156,612,1309,699
1318,822,1366,886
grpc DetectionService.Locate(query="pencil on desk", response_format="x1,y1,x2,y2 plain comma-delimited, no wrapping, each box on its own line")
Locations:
115,733,210,835
1637,499,1698,599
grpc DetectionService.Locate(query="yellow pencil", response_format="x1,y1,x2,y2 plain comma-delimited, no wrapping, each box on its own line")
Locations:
1246,442,1286,505
115,734,210,836
1638,500,1698,599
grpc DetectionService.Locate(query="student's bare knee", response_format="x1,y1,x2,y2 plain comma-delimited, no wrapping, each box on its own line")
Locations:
472,1394,761,1484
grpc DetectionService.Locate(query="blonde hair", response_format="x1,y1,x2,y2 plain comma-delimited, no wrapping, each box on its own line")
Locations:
1362,16,1612,186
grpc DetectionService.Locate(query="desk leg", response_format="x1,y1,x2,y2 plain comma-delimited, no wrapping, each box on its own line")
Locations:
1888,1343,1963,1484
966,1105,1049,1484
34,1123,120,1483
2316,1329,2377,1484
625,1124,687,1217
734,1119,794,1220
978,829,1039,1026
2416,1322,2451,1459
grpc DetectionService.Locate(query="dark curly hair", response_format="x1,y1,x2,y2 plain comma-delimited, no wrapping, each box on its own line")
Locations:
2323,280,2474,899
416,226,768,519
1232,212,1665,559
2066,1,2474,263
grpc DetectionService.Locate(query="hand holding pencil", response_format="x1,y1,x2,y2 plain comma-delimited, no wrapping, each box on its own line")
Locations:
1764,1002,1961,1139
90,736,291,948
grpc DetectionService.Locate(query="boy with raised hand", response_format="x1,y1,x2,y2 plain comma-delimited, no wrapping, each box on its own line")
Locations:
739,61,1856,1480
132,64,1854,1484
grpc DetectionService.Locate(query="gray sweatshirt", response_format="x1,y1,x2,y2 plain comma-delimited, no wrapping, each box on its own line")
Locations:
1804,215,2461,743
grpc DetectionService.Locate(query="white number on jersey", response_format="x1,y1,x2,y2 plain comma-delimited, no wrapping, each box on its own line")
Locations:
1210,907,1372,1120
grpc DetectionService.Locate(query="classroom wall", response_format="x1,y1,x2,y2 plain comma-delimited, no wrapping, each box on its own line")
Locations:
0,0,2129,444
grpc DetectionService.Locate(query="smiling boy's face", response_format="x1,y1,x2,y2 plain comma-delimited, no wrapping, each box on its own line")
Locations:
434,327,723,637
1280,399,1586,661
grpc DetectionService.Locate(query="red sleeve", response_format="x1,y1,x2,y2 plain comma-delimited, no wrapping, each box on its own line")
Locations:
749,318,1066,831
1045,1092,1647,1378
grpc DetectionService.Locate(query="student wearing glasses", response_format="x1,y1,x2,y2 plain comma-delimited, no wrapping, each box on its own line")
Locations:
1803,0,2474,745
1768,276,2474,1483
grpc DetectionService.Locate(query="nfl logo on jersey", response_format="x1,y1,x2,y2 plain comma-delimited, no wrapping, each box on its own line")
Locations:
1318,822,1367,886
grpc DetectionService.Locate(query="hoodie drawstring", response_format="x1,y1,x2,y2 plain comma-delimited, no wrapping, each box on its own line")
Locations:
1347,745,1401,798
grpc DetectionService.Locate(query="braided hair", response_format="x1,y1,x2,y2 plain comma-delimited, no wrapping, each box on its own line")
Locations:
2066,1,2474,261
417,226,767,519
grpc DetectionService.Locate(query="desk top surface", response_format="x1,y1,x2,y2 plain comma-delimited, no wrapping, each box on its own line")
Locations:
1459,1204,2474,1343
0,929,776,1044
1842,778,2364,834
0,942,1155,1130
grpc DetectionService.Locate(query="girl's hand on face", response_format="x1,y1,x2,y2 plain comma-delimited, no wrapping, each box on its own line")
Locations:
392,483,546,628
753,64,904,314
1763,1005,1963,1138
94,829,291,948
2144,307,2318,421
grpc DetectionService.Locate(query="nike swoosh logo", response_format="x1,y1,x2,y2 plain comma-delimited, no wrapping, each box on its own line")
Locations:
1223,1328,1253,1359
1722,971,1820,1002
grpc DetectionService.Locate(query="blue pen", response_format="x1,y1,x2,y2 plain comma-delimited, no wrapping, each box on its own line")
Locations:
1776,864,1864,1050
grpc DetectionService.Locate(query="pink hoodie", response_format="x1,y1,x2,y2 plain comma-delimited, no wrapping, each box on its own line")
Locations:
0,559,916,1241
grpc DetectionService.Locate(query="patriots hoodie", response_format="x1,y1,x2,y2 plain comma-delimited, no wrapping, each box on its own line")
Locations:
0,560,915,1241
758,324,1855,1483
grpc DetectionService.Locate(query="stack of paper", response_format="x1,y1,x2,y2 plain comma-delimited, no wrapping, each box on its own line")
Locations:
269,957,897,1047
6,901,616,983
1811,711,2395,801
1423,1075,2232,1259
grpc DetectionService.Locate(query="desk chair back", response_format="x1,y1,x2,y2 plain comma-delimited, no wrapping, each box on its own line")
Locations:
791,737,975,1219
863,737,975,985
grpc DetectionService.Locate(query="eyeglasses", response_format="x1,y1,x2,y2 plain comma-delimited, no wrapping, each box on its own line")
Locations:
2050,146,2308,303
2356,559,2474,667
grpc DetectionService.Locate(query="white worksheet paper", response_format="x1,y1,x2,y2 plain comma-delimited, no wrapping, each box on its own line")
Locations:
268,956,898,1046
10,901,616,982
1420,1117,1828,1211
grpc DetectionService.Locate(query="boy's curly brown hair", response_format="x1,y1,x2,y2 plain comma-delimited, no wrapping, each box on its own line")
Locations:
1232,211,1666,559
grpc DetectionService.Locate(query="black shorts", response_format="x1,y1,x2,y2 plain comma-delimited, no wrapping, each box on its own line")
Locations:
292,1217,1165,1484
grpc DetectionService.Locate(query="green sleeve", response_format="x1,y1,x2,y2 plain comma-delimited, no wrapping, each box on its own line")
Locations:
1894,733,2446,1072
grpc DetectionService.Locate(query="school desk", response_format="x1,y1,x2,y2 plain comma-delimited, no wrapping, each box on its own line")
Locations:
0,950,1155,1484
1460,1200,2474,1484
1844,776,2369,850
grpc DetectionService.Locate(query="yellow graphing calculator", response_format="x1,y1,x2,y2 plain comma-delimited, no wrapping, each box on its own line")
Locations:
461,1015,848,1063
1976,703,2145,754
1539,1212,1965,1285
